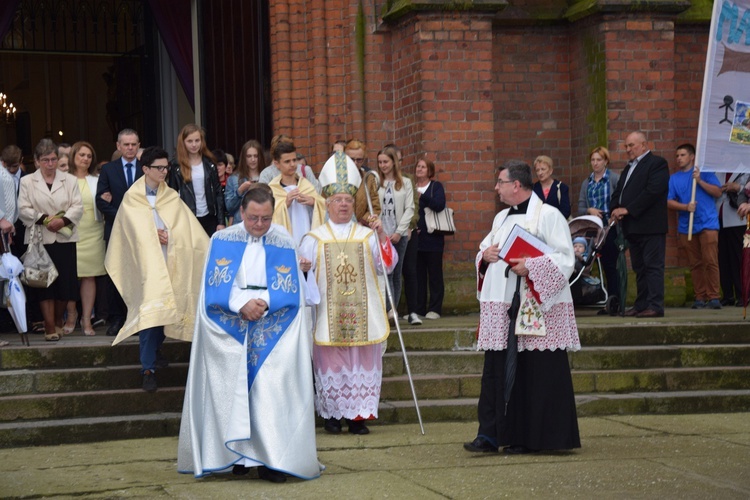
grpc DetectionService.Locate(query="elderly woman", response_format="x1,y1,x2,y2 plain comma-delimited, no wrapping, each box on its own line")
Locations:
69,141,106,335
532,155,571,219
577,146,621,308
18,139,83,341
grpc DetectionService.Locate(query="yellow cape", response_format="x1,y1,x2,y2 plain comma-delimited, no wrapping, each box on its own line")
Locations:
269,175,325,235
105,177,209,345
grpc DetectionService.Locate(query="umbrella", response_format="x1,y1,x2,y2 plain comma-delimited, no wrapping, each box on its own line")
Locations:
613,221,629,316
0,233,28,345
503,266,523,416
742,216,750,319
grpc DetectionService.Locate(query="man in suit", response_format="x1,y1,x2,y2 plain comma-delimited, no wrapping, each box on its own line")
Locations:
610,131,669,318
96,129,143,336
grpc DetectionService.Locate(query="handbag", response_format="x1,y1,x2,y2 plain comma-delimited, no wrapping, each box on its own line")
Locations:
20,225,59,288
423,183,456,235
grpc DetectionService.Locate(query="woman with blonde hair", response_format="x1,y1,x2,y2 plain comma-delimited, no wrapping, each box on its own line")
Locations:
577,146,621,308
65,141,105,335
168,124,226,235
377,146,414,320
532,155,571,219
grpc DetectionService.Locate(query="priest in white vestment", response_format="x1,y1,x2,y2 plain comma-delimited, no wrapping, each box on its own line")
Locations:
299,152,397,435
178,184,320,483
464,160,581,455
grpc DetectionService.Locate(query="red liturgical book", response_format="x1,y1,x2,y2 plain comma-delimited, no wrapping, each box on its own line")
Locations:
498,224,552,265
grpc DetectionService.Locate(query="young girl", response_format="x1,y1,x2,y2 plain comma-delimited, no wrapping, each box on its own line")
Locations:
168,124,226,235
377,146,414,320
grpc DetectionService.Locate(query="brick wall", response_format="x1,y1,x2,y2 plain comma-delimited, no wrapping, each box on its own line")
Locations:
268,2,710,268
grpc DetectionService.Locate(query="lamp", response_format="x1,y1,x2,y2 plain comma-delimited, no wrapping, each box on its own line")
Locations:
0,93,17,124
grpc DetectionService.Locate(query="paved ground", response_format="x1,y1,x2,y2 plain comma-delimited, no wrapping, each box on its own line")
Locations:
1,414,749,499
2,308,748,498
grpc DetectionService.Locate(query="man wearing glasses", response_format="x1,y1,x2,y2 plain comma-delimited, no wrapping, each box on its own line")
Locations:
179,184,320,483
105,147,208,392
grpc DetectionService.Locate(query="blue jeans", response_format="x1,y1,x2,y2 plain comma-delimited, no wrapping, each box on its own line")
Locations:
139,326,165,373
386,236,409,312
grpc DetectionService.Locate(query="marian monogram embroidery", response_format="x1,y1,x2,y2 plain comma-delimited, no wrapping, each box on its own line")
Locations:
270,265,298,294
208,257,233,287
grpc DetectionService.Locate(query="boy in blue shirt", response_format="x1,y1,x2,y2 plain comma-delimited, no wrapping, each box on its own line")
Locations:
667,144,722,309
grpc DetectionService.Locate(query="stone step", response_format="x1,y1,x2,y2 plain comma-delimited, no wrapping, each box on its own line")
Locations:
2,389,749,448
5,366,750,422
3,321,749,370
382,366,750,401
383,344,750,376
0,364,190,396
0,341,191,370
378,390,750,423
0,387,185,422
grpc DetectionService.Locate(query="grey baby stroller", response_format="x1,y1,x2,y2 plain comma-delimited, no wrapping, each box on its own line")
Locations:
569,216,619,314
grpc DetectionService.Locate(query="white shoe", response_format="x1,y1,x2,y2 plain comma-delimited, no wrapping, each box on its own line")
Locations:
387,310,394,320
408,313,422,325
425,312,441,320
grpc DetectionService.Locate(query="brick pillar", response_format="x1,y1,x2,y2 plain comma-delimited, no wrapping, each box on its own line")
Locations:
388,10,499,261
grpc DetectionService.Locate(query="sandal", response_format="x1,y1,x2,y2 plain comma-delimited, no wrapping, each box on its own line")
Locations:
62,312,78,335
82,325,96,336
45,331,61,342
32,322,45,334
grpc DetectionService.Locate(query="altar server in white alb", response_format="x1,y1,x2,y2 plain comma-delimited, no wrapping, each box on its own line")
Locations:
299,152,397,436
177,184,320,483
464,160,581,455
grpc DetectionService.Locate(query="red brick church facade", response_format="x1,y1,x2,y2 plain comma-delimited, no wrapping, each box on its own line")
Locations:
266,0,711,268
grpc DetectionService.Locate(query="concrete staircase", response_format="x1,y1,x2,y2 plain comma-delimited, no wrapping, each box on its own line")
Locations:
1,314,749,447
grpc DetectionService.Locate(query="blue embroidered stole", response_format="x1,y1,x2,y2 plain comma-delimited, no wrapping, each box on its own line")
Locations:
204,230,300,390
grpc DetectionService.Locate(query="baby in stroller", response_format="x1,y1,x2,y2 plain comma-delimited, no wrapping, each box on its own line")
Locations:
569,216,618,313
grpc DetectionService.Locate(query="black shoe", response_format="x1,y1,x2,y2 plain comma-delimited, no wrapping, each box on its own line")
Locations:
596,309,609,316
324,417,342,434
106,320,123,337
155,350,169,369
347,419,370,435
258,466,287,483
232,464,250,476
503,445,539,455
720,298,736,307
463,437,499,453
142,370,157,392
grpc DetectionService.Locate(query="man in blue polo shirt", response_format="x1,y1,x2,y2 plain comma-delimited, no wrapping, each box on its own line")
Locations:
667,143,722,309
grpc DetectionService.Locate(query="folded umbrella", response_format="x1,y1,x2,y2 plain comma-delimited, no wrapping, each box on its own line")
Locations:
0,234,28,345
613,222,629,316
503,266,523,416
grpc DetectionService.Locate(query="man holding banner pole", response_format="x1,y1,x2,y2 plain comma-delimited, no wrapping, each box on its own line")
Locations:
667,144,722,309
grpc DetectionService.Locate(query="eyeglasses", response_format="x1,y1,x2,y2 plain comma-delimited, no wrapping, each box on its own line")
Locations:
350,157,365,164
245,215,273,224
496,179,514,185
329,197,354,205
38,157,58,165
146,165,170,172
